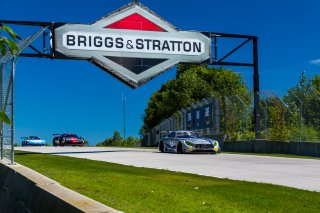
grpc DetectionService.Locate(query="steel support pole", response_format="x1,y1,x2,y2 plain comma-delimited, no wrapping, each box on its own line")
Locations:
213,36,218,62
0,63,3,159
253,38,260,139
10,58,16,165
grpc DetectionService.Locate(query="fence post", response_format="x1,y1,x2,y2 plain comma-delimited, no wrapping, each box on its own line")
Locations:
10,58,16,165
0,62,3,160
253,38,260,139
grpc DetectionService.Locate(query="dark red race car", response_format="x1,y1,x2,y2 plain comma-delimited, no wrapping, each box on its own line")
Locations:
52,133,85,146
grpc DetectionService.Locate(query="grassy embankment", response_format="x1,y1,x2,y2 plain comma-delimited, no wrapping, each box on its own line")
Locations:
15,151,320,213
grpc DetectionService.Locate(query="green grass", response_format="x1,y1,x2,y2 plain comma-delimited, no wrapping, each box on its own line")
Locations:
98,148,320,160
109,147,320,160
223,152,320,160
15,151,320,213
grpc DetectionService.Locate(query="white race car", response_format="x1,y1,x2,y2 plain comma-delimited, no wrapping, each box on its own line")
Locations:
159,130,220,154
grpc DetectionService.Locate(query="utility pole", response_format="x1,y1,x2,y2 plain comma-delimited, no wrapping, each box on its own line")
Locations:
122,92,126,140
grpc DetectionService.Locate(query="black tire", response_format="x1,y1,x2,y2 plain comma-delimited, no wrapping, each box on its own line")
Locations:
177,142,183,154
159,141,164,153
60,139,65,146
53,137,58,146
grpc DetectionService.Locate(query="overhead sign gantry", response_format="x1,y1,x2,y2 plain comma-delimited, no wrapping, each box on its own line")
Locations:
0,1,261,148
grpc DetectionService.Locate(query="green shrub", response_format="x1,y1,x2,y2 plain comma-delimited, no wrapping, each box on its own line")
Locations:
96,131,141,147
289,125,319,142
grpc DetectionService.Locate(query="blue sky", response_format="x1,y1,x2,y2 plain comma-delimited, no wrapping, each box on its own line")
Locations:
2,0,320,145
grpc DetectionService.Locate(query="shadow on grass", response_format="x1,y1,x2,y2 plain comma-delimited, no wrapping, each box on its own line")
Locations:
15,151,42,156
23,151,219,155
16,149,154,156
15,149,219,156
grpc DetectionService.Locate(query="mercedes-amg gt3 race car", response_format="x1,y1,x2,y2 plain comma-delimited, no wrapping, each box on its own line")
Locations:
159,130,220,154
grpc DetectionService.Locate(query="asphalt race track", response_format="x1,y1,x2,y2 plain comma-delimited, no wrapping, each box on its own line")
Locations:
16,147,320,192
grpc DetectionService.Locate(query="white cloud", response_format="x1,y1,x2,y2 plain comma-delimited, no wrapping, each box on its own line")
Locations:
310,59,320,65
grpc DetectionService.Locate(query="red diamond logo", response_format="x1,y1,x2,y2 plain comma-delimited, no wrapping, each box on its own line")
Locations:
105,13,167,32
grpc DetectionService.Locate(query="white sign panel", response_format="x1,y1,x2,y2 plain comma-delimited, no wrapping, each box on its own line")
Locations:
63,32,205,56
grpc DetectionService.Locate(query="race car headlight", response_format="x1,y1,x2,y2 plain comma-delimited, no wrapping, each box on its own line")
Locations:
185,141,193,146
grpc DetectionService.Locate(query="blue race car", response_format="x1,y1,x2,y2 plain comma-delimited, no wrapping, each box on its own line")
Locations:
21,136,46,146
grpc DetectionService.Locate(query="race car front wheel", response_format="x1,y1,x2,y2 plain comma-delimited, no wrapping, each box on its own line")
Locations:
60,139,65,146
176,142,183,154
159,141,164,153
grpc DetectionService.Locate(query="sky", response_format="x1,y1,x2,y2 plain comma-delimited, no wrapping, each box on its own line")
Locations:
1,0,320,145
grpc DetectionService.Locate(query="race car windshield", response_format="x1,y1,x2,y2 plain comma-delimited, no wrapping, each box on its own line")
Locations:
30,136,40,139
65,134,78,138
195,133,203,138
176,132,196,138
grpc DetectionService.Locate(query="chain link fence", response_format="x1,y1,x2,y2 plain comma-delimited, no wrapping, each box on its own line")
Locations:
223,91,320,142
0,56,15,163
222,93,253,141
0,27,47,163
145,90,320,145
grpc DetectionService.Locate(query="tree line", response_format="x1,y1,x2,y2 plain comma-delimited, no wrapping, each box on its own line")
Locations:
140,64,250,136
96,130,141,147
141,64,320,142
268,72,320,141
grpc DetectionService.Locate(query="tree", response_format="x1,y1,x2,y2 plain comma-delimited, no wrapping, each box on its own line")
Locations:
268,99,289,141
96,131,141,147
0,25,18,124
0,25,18,57
309,74,320,131
112,130,123,146
284,72,320,141
0,112,10,124
310,74,320,92
141,65,250,132
83,140,90,146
